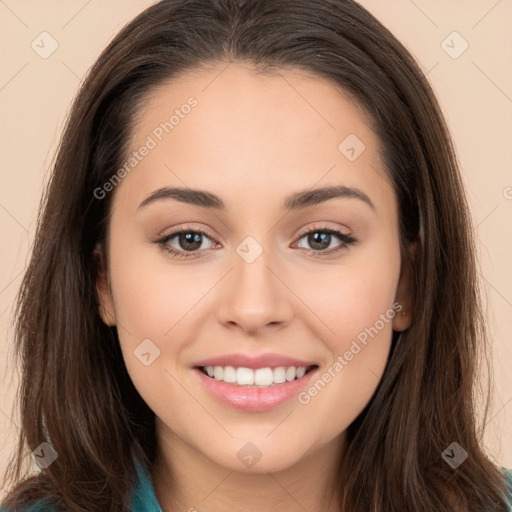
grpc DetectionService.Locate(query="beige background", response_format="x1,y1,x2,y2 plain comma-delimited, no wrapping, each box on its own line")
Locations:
1,0,511,496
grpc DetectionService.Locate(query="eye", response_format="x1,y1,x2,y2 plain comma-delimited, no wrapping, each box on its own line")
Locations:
155,225,216,259
293,225,357,257
154,224,357,260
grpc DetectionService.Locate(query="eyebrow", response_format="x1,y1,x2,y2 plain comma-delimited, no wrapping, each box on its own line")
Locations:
138,185,376,212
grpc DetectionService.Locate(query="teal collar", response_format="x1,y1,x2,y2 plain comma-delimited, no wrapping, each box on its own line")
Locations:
129,463,512,511
131,459,163,511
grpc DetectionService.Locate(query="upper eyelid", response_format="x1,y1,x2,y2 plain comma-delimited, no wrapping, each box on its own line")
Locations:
160,225,214,242
295,223,352,238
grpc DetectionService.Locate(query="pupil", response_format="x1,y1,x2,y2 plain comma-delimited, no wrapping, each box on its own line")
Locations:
180,232,202,251
309,232,330,250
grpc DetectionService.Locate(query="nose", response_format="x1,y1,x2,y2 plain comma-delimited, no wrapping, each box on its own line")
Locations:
215,244,294,336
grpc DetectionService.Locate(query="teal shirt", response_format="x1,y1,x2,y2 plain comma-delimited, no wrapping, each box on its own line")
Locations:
2,464,511,511
130,465,512,511
0,460,162,512
130,459,163,511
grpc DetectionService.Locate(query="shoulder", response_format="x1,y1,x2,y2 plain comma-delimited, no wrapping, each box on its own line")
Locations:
502,467,512,509
1,459,159,512
0,501,58,512
0,474,62,512
0,487,61,512
2,466,511,511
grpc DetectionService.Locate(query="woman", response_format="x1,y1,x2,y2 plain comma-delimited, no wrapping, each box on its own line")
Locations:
2,0,511,510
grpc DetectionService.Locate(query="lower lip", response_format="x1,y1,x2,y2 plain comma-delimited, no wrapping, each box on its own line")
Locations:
193,367,318,412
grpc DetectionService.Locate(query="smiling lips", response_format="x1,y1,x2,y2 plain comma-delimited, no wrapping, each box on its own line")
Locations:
192,353,319,411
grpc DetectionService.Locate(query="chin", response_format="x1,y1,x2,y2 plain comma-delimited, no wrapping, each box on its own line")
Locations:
204,440,308,475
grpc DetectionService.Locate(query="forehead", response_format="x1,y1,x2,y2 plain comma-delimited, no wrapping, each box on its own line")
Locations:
119,62,393,213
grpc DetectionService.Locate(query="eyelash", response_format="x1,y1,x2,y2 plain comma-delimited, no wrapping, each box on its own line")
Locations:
155,224,357,260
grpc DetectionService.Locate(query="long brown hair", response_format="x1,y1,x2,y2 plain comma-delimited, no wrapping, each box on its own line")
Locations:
2,0,511,510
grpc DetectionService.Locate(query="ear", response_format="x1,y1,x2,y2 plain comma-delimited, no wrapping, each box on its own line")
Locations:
392,240,419,332
93,242,116,326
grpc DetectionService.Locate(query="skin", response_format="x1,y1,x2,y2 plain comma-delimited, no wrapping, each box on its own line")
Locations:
96,62,413,511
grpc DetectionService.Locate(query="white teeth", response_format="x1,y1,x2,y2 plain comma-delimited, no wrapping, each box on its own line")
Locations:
255,368,273,386
273,367,286,384
213,366,223,380
223,366,236,383
236,367,254,385
202,365,312,387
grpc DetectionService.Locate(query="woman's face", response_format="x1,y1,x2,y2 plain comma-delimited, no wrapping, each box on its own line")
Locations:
97,62,412,473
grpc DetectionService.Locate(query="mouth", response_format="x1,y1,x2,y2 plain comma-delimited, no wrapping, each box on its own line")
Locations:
195,364,318,388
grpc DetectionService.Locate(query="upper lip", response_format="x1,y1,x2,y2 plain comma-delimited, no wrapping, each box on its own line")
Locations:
193,353,317,370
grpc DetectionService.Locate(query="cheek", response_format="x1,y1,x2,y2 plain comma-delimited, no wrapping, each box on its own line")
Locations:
107,220,208,340
105,225,196,391
296,241,401,356
293,245,401,435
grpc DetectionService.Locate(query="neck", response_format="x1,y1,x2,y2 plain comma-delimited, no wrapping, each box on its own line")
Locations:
151,422,346,512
